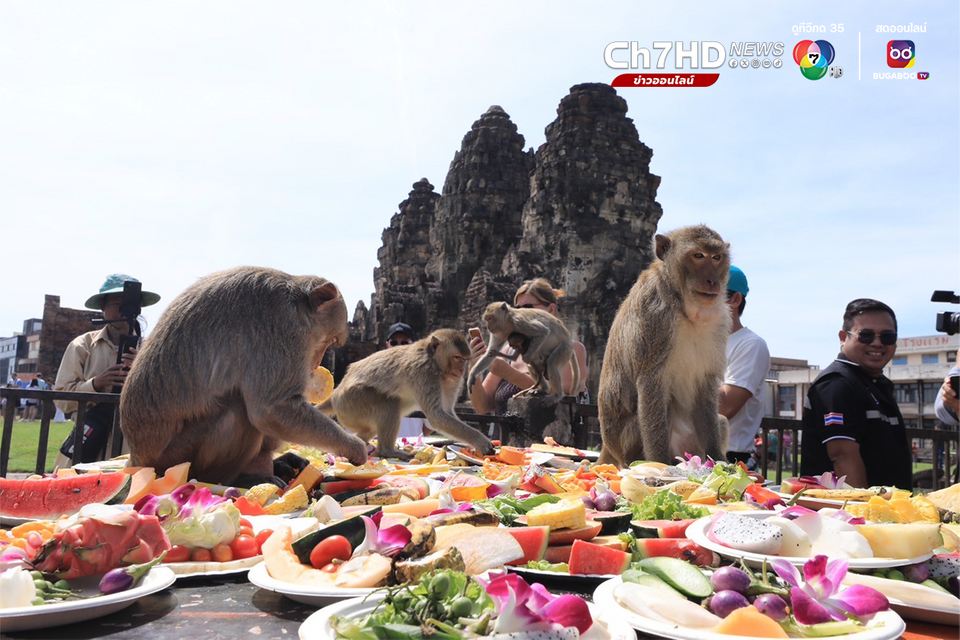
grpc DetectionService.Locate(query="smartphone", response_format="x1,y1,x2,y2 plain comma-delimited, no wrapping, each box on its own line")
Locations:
468,327,483,341
951,375,959,396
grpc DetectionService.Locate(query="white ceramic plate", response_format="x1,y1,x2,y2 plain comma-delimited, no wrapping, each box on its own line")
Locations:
593,576,906,640
776,491,868,511
299,592,636,640
0,566,176,633
529,443,600,461
686,512,934,568
166,555,262,578
248,562,375,606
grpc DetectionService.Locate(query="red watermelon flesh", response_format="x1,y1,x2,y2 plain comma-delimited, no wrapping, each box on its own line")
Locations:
374,476,430,500
319,478,377,495
568,539,631,575
513,517,603,546
780,477,822,494
631,519,695,538
505,525,550,566
0,473,131,519
634,538,718,567
544,535,626,564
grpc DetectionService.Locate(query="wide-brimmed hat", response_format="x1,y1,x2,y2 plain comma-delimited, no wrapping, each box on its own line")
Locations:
84,274,161,310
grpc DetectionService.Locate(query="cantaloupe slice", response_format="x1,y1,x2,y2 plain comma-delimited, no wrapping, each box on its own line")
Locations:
148,462,191,496
380,498,441,518
124,467,158,504
54,468,80,478
450,484,490,502
713,605,788,638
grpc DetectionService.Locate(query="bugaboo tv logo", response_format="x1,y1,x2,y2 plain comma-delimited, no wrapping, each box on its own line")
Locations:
887,40,915,68
792,40,835,80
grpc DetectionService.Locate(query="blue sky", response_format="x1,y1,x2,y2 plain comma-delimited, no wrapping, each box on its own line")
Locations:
1,1,957,370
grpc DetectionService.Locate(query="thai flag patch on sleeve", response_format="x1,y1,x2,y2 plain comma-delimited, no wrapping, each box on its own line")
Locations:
824,413,844,426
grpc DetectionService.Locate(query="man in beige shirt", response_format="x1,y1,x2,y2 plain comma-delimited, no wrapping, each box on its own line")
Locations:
55,274,160,465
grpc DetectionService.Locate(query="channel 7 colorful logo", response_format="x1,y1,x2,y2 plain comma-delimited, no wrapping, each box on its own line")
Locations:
793,40,835,80
887,40,915,68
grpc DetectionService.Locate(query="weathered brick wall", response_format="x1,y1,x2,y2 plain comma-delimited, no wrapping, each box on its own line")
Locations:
39,295,100,379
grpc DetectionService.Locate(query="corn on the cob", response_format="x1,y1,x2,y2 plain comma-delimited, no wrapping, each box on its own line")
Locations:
526,499,587,530
263,484,309,515
245,483,279,506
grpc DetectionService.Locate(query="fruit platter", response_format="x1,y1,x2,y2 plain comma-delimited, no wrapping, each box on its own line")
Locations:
2,445,958,638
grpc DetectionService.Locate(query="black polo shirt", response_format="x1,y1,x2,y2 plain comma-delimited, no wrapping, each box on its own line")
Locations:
800,355,912,489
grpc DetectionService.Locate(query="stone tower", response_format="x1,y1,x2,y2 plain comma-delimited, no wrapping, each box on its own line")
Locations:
355,83,663,395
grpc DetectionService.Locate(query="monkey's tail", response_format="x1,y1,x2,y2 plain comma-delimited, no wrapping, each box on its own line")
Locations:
570,353,581,399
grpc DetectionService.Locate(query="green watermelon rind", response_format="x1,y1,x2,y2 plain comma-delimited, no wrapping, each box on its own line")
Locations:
0,473,131,519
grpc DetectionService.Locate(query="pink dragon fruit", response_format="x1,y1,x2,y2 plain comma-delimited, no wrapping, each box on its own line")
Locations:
924,552,960,579
32,511,170,579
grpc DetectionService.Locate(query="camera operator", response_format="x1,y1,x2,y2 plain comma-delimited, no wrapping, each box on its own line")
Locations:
54,274,160,465
935,348,959,427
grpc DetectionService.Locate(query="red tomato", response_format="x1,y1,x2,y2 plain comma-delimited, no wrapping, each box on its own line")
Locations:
230,534,259,559
309,535,352,570
238,518,253,529
238,526,255,539
191,548,212,562
164,545,191,563
211,543,234,563
255,529,274,552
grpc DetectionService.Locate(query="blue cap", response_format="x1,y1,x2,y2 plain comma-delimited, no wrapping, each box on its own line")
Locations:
727,266,749,297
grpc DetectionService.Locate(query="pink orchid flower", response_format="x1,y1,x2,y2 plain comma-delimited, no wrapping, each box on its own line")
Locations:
353,515,411,558
772,555,888,626
479,573,592,634
798,472,850,490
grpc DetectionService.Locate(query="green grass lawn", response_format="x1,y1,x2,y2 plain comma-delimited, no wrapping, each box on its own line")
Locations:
3,421,74,473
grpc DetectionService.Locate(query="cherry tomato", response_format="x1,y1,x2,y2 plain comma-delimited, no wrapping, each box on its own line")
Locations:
164,545,191,563
238,526,255,539
191,548,212,562
309,535,352,570
211,543,234,563
321,563,339,573
230,534,259,559
255,529,274,552
238,518,253,529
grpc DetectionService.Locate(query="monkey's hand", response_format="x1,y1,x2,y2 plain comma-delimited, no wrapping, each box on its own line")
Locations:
342,434,369,466
377,446,414,461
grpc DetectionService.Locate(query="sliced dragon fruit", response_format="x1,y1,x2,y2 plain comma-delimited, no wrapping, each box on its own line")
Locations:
924,552,960,580
707,513,782,555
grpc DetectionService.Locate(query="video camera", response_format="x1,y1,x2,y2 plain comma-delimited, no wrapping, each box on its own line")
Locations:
932,290,960,336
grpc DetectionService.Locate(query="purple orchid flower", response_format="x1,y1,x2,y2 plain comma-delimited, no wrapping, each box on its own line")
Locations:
0,546,31,571
480,573,593,634
676,453,715,471
798,472,849,490
779,505,865,525
134,485,228,523
772,555,888,625
353,515,411,558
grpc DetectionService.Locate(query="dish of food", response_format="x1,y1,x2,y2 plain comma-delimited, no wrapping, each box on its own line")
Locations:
592,576,906,640
506,564,616,584
166,555,262,578
776,491,866,511
529,443,600,460
0,566,176,633
686,513,934,569
248,562,375,606
298,591,636,640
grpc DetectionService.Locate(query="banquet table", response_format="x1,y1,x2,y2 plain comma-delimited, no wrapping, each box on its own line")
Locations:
1,571,956,640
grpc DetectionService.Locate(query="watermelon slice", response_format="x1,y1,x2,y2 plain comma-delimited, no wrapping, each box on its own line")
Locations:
319,478,378,495
630,519,696,539
0,473,131,519
375,476,430,500
568,539,631,575
634,537,718,567
548,520,602,546
780,477,822,494
505,525,550,566
544,535,625,564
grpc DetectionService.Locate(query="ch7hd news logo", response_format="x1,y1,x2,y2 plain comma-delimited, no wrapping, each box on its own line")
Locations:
792,40,842,80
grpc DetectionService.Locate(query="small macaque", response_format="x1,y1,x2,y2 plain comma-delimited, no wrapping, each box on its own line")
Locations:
598,225,732,466
468,302,579,398
120,267,368,486
320,329,493,459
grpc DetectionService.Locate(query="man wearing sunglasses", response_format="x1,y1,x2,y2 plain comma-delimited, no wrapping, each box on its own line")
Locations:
800,299,911,489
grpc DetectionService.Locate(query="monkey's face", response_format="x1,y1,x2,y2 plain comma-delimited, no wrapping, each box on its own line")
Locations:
311,285,349,362
684,242,729,303
482,303,509,334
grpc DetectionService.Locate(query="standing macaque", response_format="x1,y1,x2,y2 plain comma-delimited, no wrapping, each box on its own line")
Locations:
319,329,493,459
598,225,732,466
120,267,368,486
468,303,579,398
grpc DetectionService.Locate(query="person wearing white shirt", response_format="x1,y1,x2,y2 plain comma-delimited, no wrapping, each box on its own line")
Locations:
718,266,770,465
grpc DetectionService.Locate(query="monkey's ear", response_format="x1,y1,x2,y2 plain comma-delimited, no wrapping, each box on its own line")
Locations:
654,234,671,260
309,282,340,308
500,302,508,311
427,335,441,356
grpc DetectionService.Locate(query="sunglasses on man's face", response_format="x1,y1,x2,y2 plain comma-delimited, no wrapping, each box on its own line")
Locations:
846,329,898,346
518,303,544,309
388,340,411,347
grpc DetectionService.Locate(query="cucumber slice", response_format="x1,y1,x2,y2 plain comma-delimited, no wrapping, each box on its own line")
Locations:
638,557,713,599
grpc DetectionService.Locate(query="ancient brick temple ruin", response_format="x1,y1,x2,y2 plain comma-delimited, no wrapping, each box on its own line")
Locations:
339,83,664,395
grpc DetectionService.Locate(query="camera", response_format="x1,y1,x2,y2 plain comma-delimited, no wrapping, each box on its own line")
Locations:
932,290,960,335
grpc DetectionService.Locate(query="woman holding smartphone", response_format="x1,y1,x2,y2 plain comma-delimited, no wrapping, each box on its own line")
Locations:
468,278,588,437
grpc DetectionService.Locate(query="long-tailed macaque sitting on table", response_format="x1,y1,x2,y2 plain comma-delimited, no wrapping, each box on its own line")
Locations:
120,267,368,486
598,225,731,467
319,329,493,459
